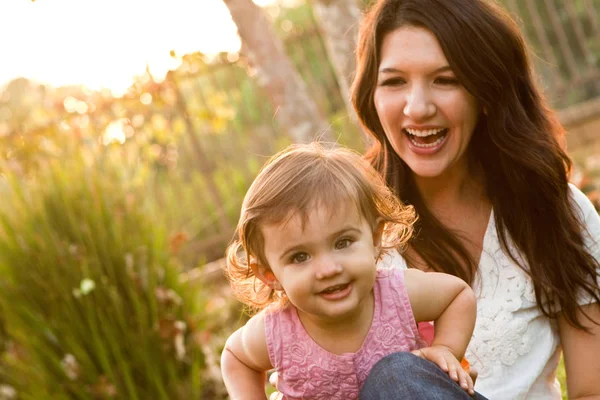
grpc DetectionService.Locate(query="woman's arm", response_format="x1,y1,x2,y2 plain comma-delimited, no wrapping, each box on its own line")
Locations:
404,269,477,360
221,312,273,400
559,302,600,400
561,185,600,398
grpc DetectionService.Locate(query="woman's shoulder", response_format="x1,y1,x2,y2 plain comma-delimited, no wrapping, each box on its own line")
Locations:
568,183,600,242
568,183,598,219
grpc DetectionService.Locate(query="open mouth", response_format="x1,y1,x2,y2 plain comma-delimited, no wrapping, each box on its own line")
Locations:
318,282,353,300
319,283,350,295
404,128,448,148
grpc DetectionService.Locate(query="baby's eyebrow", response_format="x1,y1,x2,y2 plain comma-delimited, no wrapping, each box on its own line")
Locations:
278,245,305,263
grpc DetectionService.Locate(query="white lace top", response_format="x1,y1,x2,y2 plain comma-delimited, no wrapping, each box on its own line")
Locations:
467,184,600,399
381,184,600,399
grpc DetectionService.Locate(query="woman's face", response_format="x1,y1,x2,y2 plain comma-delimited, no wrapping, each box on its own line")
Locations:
373,25,481,179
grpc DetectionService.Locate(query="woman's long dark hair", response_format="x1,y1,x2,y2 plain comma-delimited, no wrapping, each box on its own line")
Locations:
351,0,600,329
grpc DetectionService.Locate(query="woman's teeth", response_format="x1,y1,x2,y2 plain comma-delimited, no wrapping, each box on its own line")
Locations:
405,128,445,137
405,128,448,148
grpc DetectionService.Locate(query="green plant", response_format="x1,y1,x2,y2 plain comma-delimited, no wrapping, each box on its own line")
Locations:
558,357,567,399
0,155,216,399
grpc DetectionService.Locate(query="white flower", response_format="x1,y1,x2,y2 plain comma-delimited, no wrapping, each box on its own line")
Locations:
0,385,17,400
61,354,80,381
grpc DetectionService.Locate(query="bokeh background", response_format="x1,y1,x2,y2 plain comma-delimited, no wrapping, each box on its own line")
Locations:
0,0,598,398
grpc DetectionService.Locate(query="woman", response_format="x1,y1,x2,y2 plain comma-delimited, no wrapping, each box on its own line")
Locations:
351,0,600,398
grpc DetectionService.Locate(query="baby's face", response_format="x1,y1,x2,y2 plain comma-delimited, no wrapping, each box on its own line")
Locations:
259,201,380,324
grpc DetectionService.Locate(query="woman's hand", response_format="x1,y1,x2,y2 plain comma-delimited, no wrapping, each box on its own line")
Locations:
411,345,474,395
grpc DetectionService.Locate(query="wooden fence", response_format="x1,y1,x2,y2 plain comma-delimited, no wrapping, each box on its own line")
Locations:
504,0,600,108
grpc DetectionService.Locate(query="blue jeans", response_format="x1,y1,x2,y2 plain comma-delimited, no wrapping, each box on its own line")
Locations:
360,352,488,400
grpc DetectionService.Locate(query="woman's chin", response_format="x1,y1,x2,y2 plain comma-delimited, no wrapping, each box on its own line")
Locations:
402,158,448,179
411,169,445,179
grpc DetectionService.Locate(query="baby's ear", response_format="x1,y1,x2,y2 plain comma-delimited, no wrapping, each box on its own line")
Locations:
250,261,283,291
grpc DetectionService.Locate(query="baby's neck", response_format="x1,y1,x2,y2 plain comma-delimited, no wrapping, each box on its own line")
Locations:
296,290,375,355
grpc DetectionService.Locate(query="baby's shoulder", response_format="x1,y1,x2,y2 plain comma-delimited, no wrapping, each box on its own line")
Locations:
244,309,269,334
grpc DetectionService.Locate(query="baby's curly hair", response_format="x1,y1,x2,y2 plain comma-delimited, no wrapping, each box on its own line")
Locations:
225,142,417,311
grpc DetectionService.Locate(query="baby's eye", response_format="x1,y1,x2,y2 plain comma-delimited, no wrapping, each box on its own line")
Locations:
335,238,353,250
291,252,310,264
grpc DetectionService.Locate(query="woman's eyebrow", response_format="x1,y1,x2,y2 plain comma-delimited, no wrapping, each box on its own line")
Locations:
378,65,453,74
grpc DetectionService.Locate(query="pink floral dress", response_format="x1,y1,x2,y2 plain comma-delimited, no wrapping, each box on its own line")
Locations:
264,268,423,400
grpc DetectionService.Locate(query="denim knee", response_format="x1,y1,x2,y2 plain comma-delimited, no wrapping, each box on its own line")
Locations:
369,352,418,379
361,352,488,400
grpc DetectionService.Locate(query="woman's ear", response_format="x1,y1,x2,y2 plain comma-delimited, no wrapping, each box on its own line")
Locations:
250,261,283,291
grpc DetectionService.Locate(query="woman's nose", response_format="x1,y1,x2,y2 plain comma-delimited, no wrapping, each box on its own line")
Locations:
403,86,436,121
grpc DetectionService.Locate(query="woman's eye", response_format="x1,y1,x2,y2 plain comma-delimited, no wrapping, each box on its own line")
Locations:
379,77,406,87
435,76,459,86
335,238,352,250
291,252,309,263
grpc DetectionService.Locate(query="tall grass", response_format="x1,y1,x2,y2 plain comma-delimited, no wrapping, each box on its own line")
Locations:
0,155,216,399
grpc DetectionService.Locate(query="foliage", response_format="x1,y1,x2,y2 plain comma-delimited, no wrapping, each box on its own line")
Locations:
0,155,223,399
557,359,567,399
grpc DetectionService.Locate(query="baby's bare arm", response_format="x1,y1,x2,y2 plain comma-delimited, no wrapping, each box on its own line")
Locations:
221,313,273,400
404,269,476,360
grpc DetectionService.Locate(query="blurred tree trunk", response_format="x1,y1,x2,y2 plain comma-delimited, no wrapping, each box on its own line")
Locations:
222,0,331,143
310,0,362,124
